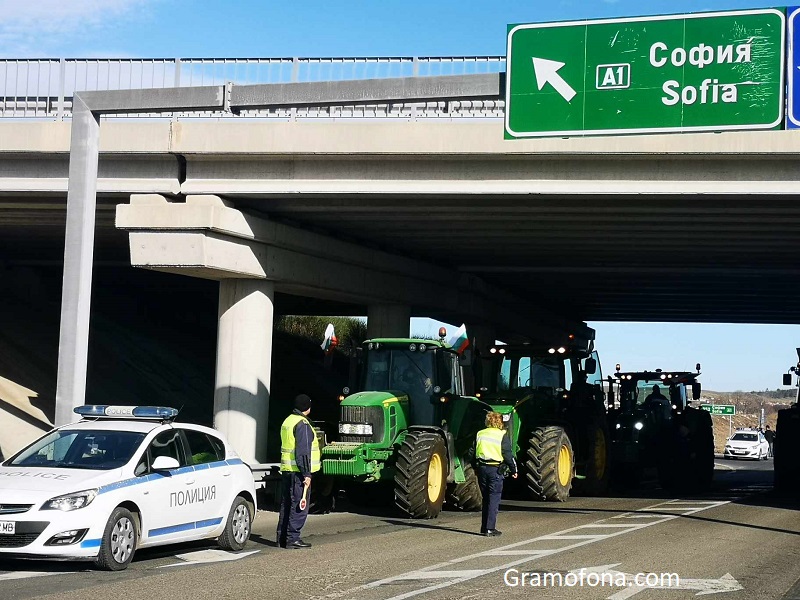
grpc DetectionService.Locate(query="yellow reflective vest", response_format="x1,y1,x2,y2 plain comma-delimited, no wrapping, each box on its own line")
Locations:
280,413,321,473
475,427,506,463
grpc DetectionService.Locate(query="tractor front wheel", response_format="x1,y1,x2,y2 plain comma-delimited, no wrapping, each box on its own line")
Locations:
572,418,611,497
395,431,448,518
526,426,574,502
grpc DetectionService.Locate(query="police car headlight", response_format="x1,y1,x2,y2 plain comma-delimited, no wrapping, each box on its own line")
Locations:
42,489,98,512
339,423,373,436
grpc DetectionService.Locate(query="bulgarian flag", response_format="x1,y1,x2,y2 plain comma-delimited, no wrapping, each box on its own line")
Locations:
448,323,470,354
321,323,336,352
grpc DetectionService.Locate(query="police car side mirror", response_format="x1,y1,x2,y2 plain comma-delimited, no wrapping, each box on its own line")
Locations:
152,456,180,471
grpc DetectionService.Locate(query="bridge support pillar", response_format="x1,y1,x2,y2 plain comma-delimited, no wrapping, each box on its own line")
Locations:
367,304,410,338
214,279,274,464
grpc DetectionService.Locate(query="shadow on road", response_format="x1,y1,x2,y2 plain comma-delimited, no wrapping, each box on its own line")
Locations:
380,519,485,536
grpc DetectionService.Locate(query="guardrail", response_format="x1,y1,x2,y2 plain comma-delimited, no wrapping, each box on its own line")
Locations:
0,57,506,119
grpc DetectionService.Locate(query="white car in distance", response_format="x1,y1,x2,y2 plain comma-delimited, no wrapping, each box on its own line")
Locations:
723,429,770,461
0,405,256,570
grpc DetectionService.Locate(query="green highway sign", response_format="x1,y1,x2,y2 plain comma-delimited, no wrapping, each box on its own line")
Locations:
505,9,785,138
700,404,736,415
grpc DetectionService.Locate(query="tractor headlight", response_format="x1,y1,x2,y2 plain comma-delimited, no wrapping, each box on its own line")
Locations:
634,422,644,431
339,423,373,436
615,423,622,429
502,414,511,422
42,489,98,512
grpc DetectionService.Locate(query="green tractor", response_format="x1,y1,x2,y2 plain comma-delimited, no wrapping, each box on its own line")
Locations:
606,366,714,492
321,335,488,518
476,338,610,502
776,351,800,496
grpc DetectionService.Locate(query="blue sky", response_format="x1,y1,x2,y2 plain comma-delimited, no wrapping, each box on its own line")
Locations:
0,1,794,58
4,1,800,391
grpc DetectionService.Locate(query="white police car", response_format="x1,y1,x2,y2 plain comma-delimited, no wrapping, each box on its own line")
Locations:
0,405,256,570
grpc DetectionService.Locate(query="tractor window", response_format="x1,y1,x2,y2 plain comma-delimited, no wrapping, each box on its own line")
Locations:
583,351,603,386
530,357,560,389
363,348,435,425
437,351,455,393
495,356,559,391
670,385,687,410
439,352,463,395
517,357,531,387
497,356,512,391
563,358,573,390
496,355,524,391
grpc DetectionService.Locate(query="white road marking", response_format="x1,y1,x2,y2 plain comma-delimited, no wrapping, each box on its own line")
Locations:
325,499,730,600
393,570,491,581
0,570,78,581
568,564,743,599
485,550,556,557
159,548,259,568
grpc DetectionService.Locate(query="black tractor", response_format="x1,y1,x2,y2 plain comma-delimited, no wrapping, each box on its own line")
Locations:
606,365,714,492
776,351,800,496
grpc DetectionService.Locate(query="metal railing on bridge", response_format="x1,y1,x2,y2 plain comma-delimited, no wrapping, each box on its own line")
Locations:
0,57,506,120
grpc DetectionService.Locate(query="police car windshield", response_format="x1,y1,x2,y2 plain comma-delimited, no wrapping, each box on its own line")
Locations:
730,433,758,442
8,429,146,470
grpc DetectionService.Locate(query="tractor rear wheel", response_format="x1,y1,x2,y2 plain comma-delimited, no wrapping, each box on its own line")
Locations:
526,426,574,502
774,407,800,494
691,409,715,491
572,418,611,497
395,431,448,518
446,461,482,511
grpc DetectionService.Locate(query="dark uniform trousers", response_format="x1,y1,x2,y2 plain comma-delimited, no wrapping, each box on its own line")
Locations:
276,473,309,546
476,464,504,531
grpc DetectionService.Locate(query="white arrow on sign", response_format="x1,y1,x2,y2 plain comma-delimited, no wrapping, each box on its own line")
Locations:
569,564,743,599
531,57,577,102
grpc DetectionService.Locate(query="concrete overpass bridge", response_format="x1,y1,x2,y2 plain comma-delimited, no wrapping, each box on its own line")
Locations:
2,57,800,462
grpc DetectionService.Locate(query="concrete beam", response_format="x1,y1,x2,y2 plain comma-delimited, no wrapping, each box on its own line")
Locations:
116,194,591,343
78,86,225,114
367,304,411,338
0,156,180,195
230,73,502,108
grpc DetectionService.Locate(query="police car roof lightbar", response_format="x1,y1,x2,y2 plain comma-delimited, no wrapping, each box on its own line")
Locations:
74,405,179,421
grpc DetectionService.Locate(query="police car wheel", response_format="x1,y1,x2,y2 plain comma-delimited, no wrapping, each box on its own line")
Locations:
95,507,137,571
218,496,251,551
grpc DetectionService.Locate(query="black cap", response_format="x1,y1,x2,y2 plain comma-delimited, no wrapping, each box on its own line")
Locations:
294,394,312,412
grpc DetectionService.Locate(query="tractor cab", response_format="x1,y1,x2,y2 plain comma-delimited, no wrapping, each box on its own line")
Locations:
607,365,713,491
359,338,462,426
480,338,603,416
610,366,702,419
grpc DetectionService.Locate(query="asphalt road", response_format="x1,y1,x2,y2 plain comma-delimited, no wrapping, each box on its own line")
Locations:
2,458,798,600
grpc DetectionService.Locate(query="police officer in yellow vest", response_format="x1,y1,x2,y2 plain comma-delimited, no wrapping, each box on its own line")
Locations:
277,394,320,549
474,412,517,537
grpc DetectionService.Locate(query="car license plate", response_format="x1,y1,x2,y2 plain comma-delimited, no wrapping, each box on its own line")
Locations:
0,521,15,535
735,450,746,454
